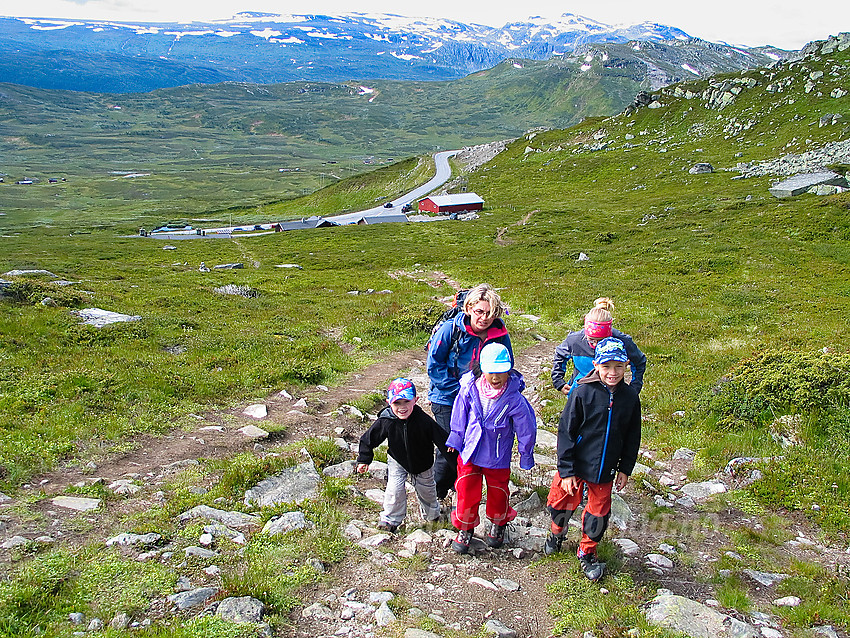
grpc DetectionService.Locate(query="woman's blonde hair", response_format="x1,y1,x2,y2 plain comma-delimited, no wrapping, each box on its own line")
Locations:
463,283,505,319
585,297,614,323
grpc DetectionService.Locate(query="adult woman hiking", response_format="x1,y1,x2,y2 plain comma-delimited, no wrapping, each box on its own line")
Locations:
427,283,513,500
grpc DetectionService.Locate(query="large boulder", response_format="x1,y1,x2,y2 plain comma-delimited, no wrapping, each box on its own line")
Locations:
769,171,848,198
645,592,758,638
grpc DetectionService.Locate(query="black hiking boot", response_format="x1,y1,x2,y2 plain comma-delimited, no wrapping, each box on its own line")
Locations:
451,528,473,554
485,522,507,548
544,531,564,555
578,552,606,581
376,522,398,533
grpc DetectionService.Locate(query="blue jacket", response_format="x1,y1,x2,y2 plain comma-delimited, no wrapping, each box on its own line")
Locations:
556,370,641,484
427,312,513,406
446,370,537,471
551,328,646,395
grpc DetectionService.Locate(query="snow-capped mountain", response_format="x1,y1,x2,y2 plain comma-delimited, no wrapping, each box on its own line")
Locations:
0,12,781,92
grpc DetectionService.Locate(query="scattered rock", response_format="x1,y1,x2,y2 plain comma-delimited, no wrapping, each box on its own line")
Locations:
743,569,789,587
242,404,268,419
262,511,313,535
73,308,141,328
110,612,131,630
168,587,218,610
1,535,30,549
672,448,697,462
680,480,727,500
238,424,269,438
689,163,714,174
244,461,321,507
51,496,101,511
613,538,640,556
772,596,801,607
301,602,335,620
217,596,265,623
768,171,848,198
375,601,397,626
177,505,260,529
323,460,357,478
105,533,162,547
185,546,218,559
645,592,758,638
469,576,497,590
484,619,518,638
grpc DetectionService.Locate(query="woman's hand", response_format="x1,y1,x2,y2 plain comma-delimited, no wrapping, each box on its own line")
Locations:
446,447,457,454
356,463,369,474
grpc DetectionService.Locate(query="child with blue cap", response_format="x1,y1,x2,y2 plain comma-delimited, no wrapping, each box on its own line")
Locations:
544,337,642,581
357,378,449,532
446,342,537,553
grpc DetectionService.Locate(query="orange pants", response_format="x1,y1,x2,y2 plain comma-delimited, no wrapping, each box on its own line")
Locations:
546,474,612,556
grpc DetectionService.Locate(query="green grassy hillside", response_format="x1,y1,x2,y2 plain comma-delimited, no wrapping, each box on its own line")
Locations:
0,44,771,232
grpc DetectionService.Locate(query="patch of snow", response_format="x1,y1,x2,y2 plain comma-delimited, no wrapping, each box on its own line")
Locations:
580,64,592,72
251,28,283,39
681,63,701,76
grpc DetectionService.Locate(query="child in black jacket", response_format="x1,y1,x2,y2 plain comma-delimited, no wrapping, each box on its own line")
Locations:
357,378,449,532
545,338,642,581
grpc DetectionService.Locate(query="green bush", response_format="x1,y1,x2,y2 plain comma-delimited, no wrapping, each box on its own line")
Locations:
3,281,84,308
698,348,850,428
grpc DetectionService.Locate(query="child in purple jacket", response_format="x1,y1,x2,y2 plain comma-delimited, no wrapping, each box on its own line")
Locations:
446,343,537,554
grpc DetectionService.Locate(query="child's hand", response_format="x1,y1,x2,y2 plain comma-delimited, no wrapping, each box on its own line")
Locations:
446,447,457,454
561,476,580,495
356,463,369,474
561,387,570,396
615,472,628,491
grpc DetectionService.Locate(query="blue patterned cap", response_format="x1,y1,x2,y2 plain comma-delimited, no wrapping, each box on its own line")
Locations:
593,337,628,364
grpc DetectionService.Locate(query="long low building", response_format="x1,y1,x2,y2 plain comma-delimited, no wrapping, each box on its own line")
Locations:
417,193,484,214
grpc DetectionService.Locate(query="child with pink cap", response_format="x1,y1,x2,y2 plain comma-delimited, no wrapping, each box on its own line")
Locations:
357,378,449,532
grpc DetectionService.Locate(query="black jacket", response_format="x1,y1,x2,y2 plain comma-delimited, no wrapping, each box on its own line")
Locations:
556,371,641,484
357,404,449,475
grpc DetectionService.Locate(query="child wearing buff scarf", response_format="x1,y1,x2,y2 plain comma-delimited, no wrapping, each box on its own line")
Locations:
551,297,647,397
445,343,537,554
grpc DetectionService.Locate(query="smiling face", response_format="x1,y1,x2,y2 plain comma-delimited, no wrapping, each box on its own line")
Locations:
390,397,417,419
468,300,494,334
593,361,627,389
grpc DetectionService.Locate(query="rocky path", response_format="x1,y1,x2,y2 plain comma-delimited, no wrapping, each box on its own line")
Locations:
1,339,847,638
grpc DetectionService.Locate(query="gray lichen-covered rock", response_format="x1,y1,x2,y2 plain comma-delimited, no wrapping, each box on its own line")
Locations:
177,505,260,529
769,171,849,198
645,592,758,638
216,596,265,623
244,461,322,507
484,619,518,638
168,587,218,610
262,511,312,535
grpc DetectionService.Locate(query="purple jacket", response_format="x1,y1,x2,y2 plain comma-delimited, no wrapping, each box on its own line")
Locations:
447,370,537,470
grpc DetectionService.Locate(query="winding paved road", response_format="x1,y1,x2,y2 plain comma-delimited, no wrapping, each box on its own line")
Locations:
324,149,460,225
147,149,460,238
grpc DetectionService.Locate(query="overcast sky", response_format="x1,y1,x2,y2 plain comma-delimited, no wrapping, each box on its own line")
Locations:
3,0,847,49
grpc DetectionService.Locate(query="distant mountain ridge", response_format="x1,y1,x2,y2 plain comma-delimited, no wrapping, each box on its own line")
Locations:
0,12,787,93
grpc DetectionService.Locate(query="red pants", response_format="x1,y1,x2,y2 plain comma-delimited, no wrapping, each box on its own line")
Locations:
546,474,612,555
451,459,516,531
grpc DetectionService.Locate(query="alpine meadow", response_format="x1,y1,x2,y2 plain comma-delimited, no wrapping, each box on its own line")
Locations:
0,21,848,638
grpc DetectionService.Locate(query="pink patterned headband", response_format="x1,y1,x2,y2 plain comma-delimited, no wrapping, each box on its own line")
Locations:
584,319,613,339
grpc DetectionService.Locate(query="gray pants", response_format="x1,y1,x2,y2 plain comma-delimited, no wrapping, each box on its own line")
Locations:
381,456,441,527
